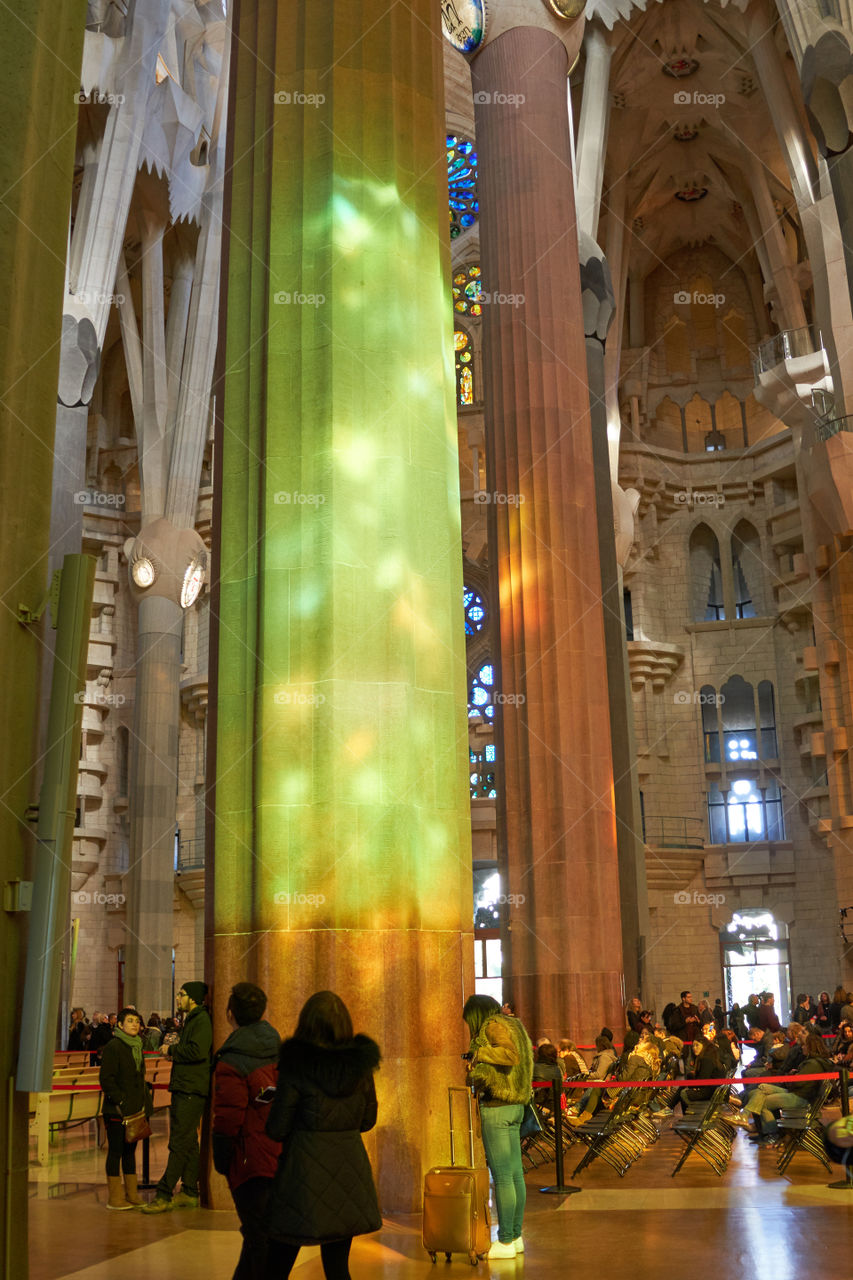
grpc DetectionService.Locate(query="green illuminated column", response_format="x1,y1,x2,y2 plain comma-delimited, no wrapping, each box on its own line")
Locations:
209,0,473,1209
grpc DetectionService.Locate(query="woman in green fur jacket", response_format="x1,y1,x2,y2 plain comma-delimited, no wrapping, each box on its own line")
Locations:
462,995,534,1261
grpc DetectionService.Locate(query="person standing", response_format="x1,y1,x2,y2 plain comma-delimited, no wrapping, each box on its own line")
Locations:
99,1008,152,1209
142,981,212,1213
462,994,534,1261
758,992,781,1033
212,983,281,1280
264,991,381,1279
669,991,701,1052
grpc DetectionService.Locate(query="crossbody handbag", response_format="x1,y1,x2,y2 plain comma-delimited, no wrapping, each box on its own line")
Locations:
123,1109,152,1143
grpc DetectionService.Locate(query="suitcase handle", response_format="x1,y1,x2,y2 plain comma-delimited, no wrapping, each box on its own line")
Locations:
448,1085,475,1167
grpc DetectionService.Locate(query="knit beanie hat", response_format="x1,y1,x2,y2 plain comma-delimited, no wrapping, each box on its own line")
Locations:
181,981,208,1004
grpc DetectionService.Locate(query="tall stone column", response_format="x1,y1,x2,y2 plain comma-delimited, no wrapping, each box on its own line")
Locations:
471,17,625,1043
0,4,85,1273
580,235,648,1002
575,23,613,239
209,0,473,1210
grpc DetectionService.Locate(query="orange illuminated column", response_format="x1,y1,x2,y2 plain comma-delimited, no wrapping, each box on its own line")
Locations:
470,18,625,1043
207,0,473,1210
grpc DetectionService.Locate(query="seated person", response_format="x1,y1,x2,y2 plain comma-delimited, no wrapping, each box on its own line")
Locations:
733,1033,834,1143
674,1027,725,1114
557,1039,588,1079
716,1028,740,1072
533,1043,564,1117
568,1036,618,1123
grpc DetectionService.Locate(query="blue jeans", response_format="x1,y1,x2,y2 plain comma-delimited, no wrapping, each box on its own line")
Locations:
479,1104,525,1244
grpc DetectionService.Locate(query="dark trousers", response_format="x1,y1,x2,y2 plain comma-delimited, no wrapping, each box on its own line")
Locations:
105,1117,136,1176
266,1238,352,1279
231,1178,272,1280
156,1091,206,1198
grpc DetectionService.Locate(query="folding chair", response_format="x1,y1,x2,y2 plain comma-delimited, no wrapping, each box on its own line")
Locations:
671,1080,735,1176
775,1080,833,1175
571,1089,646,1177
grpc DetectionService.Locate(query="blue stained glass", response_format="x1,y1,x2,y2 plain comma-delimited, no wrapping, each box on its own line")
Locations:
472,688,489,705
447,137,479,239
485,744,496,762
479,664,493,685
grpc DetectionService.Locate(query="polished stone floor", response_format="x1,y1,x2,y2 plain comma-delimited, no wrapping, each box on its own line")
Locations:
29,1110,853,1279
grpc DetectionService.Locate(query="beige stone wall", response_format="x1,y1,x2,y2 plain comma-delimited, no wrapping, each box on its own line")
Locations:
623,426,843,1017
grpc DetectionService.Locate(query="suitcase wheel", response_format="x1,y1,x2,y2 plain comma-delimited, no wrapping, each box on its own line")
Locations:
469,1252,478,1265
445,1254,452,1263
428,1252,436,1263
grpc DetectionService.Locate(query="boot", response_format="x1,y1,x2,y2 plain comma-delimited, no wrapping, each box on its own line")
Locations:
124,1173,143,1206
106,1175,133,1210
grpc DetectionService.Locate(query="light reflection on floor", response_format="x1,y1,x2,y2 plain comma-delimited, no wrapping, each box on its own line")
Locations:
29,1111,853,1279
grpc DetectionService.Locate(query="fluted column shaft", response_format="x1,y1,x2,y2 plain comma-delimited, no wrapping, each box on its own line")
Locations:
472,27,624,1043
209,0,472,1211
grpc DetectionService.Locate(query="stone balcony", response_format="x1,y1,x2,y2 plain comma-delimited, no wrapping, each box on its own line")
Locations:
752,325,832,435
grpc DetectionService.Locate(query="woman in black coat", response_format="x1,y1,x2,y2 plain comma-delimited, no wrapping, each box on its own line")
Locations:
265,991,381,1279
98,1007,152,1209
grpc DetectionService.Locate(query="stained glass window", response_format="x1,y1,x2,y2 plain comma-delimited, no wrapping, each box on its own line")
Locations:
453,264,483,317
455,328,475,406
447,136,478,239
464,587,486,635
470,746,497,800
469,662,494,720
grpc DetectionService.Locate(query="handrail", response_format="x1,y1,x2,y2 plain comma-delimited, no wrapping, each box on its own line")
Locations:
753,325,823,375
816,414,853,443
643,816,704,849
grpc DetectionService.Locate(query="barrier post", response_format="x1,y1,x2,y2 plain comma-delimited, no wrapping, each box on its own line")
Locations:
540,1081,582,1197
139,1136,155,1189
840,1067,849,1118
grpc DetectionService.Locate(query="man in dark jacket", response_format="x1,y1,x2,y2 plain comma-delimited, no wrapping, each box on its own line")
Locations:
757,992,781,1032
669,991,701,1055
212,983,281,1280
142,980,212,1213
744,993,762,1030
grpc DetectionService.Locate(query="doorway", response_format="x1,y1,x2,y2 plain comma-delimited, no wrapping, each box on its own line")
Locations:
721,910,791,1023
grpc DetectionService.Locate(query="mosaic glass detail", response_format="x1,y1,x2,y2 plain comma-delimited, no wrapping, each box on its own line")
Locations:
441,0,486,53
464,587,486,635
447,136,478,239
453,264,483,317
469,661,494,720
455,329,474,406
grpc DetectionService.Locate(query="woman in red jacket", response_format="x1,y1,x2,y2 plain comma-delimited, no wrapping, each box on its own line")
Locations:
212,983,281,1280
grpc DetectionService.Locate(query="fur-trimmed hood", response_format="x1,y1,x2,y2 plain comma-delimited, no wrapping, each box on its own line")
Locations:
278,1034,381,1098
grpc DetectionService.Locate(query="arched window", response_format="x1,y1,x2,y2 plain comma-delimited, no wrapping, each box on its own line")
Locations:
684,393,713,452
707,779,785,843
455,328,474,406
701,686,721,762
721,310,750,371
731,520,762,618
758,680,778,758
720,674,757,760
689,525,725,621
663,317,690,378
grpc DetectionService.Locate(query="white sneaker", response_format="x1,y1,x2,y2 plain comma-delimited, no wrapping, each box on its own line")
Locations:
488,1240,517,1259
513,1237,524,1253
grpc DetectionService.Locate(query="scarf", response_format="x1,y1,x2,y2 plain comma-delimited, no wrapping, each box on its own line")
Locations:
114,1026,143,1070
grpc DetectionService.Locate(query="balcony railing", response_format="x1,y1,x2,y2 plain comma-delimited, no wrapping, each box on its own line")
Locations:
816,414,853,443
643,816,704,850
176,837,205,872
753,325,823,376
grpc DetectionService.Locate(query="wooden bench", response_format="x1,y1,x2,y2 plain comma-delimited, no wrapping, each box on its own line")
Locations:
29,1059,173,1166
